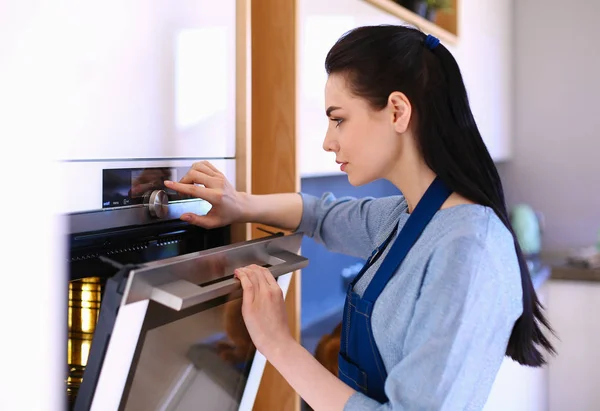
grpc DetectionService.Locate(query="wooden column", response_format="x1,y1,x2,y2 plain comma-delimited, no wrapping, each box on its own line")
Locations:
250,0,300,410
235,0,300,409
232,0,252,244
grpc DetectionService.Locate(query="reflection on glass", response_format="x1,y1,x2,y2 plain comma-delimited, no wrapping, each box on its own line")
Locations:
67,277,103,409
124,297,253,411
130,168,175,199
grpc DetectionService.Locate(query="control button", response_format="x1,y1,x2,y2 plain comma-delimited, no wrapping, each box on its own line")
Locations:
148,190,169,219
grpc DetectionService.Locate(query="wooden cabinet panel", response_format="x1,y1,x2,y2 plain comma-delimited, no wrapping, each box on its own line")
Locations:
251,0,300,406
235,0,301,409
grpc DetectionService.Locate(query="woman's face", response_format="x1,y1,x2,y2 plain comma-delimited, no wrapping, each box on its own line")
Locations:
322,73,411,186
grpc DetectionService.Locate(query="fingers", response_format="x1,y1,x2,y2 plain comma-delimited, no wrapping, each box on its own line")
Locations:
164,180,222,204
192,161,217,177
164,161,227,200
261,268,283,300
246,265,280,291
234,269,255,305
179,210,218,228
186,161,222,180
235,265,282,305
179,161,223,185
197,160,222,176
177,168,215,186
260,265,278,287
244,267,262,292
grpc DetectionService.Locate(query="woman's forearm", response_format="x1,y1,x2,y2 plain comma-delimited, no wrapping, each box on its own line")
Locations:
238,192,304,231
267,340,355,411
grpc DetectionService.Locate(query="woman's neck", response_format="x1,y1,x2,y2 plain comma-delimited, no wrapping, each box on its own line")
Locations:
386,148,475,213
387,155,437,214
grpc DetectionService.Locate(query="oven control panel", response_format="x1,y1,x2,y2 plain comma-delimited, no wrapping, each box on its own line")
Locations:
102,167,193,209
146,189,169,218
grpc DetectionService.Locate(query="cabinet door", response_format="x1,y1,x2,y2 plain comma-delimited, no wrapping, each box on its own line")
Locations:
297,0,400,177
449,0,513,161
548,280,600,411
63,0,236,160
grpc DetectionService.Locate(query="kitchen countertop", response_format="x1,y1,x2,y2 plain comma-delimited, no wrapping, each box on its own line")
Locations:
549,264,600,282
541,252,600,283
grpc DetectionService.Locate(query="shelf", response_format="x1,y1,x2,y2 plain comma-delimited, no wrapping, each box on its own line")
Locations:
363,0,458,45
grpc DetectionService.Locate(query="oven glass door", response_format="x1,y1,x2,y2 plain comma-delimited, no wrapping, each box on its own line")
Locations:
74,233,307,411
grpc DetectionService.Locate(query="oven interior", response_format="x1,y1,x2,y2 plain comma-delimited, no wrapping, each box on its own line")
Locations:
67,220,230,409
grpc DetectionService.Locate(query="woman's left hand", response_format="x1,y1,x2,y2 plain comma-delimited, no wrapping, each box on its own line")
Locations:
234,264,293,357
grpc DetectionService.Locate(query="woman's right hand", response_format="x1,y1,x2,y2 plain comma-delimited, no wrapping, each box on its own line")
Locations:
164,161,244,229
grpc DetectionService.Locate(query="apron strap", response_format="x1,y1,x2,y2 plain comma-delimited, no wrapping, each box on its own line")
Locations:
362,177,452,302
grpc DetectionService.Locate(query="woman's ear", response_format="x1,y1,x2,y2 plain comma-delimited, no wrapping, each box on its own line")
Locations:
388,91,412,134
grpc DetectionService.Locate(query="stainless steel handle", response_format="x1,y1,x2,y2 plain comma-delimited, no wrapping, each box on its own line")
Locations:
148,250,307,311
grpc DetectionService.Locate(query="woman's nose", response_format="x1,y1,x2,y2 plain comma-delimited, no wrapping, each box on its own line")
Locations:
322,131,339,153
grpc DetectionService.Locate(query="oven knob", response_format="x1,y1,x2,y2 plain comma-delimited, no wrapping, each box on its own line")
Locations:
148,190,169,219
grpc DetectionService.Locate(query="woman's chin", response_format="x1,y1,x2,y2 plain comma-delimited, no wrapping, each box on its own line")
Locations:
346,170,373,187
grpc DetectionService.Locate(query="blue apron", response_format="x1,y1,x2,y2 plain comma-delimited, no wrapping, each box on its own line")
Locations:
338,176,452,403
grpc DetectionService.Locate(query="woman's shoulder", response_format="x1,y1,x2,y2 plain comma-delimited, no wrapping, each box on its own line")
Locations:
432,204,512,246
424,204,523,312
427,204,521,284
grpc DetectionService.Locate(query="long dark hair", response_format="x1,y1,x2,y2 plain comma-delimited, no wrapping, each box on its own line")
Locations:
325,25,555,366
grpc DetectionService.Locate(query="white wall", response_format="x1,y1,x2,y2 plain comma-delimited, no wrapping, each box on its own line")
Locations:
297,0,514,177
0,1,68,410
498,0,600,251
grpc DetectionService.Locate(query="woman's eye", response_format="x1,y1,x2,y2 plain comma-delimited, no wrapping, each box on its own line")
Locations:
331,118,344,128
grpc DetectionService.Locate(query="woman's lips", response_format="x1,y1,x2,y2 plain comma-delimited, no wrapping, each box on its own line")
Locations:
337,161,348,172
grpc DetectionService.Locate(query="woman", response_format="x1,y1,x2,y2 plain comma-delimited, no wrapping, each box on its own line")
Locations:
165,25,554,411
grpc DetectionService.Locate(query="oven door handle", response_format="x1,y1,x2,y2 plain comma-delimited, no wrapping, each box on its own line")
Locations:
148,250,307,311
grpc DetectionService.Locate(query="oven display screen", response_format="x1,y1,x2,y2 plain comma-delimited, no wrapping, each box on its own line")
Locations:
102,167,192,208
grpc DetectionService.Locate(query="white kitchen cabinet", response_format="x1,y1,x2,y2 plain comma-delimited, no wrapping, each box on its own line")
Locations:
449,0,513,162
482,284,549,411
483,358,548,411
297,0,513,178
62,0,237,161
547,279,600,411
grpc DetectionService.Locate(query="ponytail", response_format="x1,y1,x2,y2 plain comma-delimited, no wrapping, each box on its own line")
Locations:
429,41,555,366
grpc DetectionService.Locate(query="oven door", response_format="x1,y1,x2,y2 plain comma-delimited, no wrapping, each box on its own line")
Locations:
74,232,307,411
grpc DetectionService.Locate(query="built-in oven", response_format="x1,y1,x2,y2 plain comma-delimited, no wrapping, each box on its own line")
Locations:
65,163,307,410
59,1,266,407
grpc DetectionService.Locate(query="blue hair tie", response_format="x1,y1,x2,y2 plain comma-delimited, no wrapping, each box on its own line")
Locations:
424,34,440,50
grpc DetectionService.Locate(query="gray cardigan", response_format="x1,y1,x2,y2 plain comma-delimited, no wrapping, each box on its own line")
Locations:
296,192,523,411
